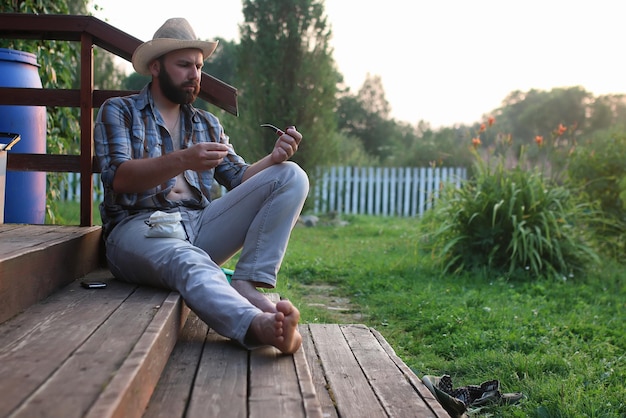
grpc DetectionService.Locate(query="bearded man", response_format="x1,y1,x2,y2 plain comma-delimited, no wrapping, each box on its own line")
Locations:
94,18,307,353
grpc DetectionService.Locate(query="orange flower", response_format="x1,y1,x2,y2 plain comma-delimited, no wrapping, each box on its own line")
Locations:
535,135,544,146
479,123,486,133
472,137,481,148
557,124,567,136
488,116,495,127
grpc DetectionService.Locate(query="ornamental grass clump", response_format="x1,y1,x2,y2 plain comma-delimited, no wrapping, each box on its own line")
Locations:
421,118,599,279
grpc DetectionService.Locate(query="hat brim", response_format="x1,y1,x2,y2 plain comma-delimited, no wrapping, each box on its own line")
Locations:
132,39,218,75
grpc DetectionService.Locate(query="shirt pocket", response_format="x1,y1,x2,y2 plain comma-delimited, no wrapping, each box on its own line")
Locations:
132,126,162,158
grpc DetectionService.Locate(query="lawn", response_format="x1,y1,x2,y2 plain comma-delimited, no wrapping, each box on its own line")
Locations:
274,215,626,417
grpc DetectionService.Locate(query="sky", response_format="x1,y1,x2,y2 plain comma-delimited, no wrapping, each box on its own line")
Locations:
91,0,626,128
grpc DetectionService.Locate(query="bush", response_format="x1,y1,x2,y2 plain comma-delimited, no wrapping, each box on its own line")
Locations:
567,129,626,258
421,121,599,279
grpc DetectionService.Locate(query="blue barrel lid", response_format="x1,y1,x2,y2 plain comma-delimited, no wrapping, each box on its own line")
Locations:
0,48,40,67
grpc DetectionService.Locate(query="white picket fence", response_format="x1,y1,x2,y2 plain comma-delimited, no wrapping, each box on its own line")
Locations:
57,173,103,202
313,166,467,217
59,166,467,217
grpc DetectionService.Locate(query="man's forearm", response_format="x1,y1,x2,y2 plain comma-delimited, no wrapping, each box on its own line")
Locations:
113,152,185,193
242,155,274,182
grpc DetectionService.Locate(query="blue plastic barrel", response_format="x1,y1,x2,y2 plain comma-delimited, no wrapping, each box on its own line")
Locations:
0,48,47,224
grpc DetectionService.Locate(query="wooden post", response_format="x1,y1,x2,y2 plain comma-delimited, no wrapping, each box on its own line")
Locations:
80,33,94,226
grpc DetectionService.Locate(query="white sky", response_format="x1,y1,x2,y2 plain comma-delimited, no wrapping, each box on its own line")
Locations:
91,0,626,128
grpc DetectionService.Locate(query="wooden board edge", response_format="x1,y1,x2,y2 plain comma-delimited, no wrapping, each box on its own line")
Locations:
85,292,186,418
369,327,451,417
292,335,324,418
0,226,103,324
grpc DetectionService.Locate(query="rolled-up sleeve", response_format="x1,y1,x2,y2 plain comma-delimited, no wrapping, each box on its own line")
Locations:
214,129,248,190
94,98,133,189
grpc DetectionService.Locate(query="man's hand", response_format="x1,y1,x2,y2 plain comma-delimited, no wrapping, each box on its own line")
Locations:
270,126,302,164
113,142,230,193
241,126,303,183
184,142,230,171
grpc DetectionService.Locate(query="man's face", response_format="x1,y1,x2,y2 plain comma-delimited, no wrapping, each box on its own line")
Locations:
157,49,203,104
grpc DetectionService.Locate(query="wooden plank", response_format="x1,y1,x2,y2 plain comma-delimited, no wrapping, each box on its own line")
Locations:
0,224,21,234
248,293,322,417
85,292,187,418
0,225,98,258
341,324,438,418
248,346,307,418
185,328,249,418
5,154,102,173
10,285,173,418
143,313,209,418
0,225,102,324
370,329,450,418
307,324,387,418
0,87,80,107
0,14,238,115
0,276,137,416
300,325,338,418
0,87,138,108
248,292,313,417
291,338,324,418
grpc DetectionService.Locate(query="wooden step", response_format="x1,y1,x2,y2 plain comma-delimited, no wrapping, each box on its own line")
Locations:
0,269,187,418
144,307,449,417
0,224,103,323
301,324,450,418
144,295,323,418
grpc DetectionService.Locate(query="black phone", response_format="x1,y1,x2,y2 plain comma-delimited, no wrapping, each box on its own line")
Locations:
80,281,107,289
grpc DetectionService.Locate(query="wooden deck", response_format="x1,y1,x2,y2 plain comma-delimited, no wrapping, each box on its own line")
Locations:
0,225,449,417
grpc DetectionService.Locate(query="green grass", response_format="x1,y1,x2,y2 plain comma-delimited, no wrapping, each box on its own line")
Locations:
45,200,102,225
275,215,626,417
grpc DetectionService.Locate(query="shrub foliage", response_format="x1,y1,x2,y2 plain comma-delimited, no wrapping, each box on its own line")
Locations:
567,130,626,258
421,122,600,279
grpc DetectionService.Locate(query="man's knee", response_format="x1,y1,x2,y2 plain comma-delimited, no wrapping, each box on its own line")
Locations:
280,162,309,196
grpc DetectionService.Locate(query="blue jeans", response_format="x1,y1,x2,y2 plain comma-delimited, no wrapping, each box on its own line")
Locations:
104,162,309,346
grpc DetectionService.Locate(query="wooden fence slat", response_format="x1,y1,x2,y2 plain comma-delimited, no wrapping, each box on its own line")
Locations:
312,166,466,217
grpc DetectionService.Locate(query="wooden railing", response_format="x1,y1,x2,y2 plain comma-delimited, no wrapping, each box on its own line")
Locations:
0,13,238,226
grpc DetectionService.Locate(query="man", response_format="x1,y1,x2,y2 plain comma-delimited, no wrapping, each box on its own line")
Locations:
94,18,308,354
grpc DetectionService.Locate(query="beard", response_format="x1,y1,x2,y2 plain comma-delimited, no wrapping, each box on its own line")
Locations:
158,66,200,104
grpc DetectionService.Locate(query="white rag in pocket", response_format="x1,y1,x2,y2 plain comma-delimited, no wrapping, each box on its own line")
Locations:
145,211,186,239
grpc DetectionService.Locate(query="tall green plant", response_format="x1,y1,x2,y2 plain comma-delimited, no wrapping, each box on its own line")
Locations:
421,119,599,279
567,129,626,258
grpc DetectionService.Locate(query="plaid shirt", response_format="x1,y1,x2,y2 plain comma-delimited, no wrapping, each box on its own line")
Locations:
94,84,248,236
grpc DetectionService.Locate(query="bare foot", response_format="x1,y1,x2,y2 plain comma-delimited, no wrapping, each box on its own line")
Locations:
231,279,277,313
246,300,302,354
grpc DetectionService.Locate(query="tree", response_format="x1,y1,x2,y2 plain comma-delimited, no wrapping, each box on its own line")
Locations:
357,73,390,118
235,0,340,174
337,74,395,160
587,94,626,134
494,87,590,145
204,37,239,87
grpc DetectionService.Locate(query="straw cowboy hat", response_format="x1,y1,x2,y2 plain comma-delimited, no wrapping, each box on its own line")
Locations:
132,18,219,75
